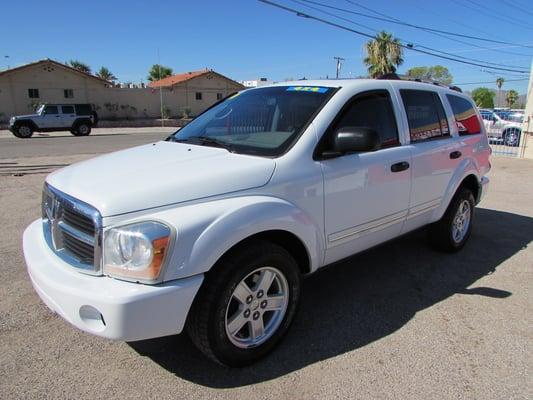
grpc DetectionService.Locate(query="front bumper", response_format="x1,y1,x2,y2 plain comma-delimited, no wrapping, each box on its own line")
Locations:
23,219,203,341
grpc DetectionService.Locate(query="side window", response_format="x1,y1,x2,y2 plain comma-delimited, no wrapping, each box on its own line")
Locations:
28,88,40,98
400,90,450,142
331,91,400,148
446,94,481,135
62,105,74,114
44,105,59,114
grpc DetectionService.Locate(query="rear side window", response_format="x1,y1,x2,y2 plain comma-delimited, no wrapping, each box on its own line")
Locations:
331,90,399,148
446,95,481,135
62,105,74,114
400,90,450,142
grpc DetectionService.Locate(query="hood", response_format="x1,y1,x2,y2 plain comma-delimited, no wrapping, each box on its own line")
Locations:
46,141,276,217
14,114,39,119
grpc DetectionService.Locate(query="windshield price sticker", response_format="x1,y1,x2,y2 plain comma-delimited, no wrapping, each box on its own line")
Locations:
286,86,329,93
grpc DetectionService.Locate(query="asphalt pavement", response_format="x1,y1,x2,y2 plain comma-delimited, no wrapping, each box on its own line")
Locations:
0,129,531,399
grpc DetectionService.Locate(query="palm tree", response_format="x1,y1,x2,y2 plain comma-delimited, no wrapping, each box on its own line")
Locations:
506,89,519,108
496,77,504,107
96,67,117,83
147,64,173,82
363,31,404,78
68,60,91,74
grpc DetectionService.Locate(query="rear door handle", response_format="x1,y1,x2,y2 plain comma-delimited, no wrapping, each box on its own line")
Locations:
391,161,410,172
450,151,462,159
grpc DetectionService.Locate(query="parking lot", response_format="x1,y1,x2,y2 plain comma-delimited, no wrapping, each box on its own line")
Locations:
0,128,531,399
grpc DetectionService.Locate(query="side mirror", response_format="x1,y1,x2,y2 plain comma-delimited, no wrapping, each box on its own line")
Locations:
331,127,380,155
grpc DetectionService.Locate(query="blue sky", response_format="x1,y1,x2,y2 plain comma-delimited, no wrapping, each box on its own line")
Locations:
1,0,532,93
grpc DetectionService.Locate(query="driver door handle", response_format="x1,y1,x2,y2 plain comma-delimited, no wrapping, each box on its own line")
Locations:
391,161,410,172
450,151,462,159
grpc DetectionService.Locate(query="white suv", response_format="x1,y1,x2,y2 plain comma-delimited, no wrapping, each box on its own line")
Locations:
23,79,490,366
479,109,521,146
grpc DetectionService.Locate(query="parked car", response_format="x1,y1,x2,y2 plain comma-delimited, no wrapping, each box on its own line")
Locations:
23,79,490,366
479,109,521,146
9,104,97,138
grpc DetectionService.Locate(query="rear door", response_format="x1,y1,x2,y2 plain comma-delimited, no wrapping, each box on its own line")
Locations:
397,88,460,233
39,105,62,129
60,105,76,128
320,89,412,264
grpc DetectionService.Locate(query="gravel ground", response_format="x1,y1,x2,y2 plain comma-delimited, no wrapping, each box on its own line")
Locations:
0,132,531,399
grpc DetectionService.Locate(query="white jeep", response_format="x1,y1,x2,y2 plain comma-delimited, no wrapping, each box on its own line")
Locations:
9,104,97,138
23,79,490,366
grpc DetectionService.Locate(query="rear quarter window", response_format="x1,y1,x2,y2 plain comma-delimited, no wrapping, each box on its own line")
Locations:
446,94,481,135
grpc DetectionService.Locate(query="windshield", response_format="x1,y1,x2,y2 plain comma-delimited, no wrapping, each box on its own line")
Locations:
36,104,45,115
168,86,334,156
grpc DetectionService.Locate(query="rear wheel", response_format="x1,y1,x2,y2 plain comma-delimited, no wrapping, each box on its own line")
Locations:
71,122,91,136
187,241,301,367
428,188,475,252
15,124,34,138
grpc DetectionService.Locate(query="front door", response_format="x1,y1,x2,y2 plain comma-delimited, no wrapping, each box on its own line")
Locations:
320,90,411,264
40,105,62,129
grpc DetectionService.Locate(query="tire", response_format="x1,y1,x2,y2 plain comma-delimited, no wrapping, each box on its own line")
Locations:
503,128,520,147
187,240,301,367
15,124,34,138
428,187,475,253
71,122,91,136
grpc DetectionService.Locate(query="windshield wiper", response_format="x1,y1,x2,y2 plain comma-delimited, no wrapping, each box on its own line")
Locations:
172,136,234,152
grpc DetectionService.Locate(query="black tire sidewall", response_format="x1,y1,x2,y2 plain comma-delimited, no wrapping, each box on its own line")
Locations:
72,122,91,136
207,245,301,367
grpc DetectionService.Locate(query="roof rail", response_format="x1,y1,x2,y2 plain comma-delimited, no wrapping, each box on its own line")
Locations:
376,73,462,93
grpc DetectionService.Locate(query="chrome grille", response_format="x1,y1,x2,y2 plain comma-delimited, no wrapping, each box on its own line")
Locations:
42,184,102,275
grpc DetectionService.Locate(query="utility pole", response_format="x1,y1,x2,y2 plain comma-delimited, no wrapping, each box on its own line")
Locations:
157,49,164,128
334,56,345,79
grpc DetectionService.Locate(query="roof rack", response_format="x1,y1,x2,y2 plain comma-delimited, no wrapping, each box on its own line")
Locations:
376,73,462,93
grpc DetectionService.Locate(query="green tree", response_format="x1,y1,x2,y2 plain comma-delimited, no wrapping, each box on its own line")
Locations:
96,67,117,83
363,31,404,78
506,89,519,108
406,65,453,85
68,60,91,74
471,87,495,108
147,64,173,82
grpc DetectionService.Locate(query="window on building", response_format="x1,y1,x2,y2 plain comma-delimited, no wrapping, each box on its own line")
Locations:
217,93,223,100
61,105,75,114
400,90,450,142
64,89,74,99
446,94,481,135
28,89,39,98
195,92,202,100
330,90,400,149
44,105,59,114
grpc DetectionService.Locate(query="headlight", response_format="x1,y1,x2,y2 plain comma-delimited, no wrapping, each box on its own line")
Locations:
103,221,172,283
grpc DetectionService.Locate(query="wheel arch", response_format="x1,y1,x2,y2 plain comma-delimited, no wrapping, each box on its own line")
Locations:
14,119,38,130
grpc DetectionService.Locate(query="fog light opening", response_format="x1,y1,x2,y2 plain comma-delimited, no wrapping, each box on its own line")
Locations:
79,305,106,332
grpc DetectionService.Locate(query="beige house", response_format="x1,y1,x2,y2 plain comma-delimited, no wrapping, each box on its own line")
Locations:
0,59,243,122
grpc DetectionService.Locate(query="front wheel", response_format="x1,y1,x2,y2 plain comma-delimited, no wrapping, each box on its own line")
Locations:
428,188,475,252
187,241,301,367
15,124,34,138
503,128,521,147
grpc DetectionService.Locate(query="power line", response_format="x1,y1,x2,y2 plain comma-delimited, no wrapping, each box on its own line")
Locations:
341,0,533,58
455,78,528,85
450,0,533,31
280,0,530,73
297,0,533,50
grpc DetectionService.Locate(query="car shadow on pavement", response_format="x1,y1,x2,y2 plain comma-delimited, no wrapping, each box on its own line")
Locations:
129,208,531,388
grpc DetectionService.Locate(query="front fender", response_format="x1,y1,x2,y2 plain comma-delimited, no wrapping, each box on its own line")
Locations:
149,196,324,281
431,158,480,222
